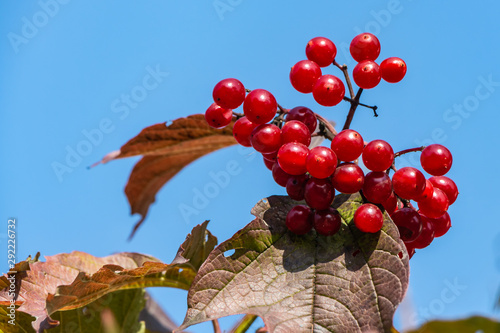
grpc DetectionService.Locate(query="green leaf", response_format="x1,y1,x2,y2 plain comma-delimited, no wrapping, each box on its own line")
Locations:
179,194,410,333
405,316,500,333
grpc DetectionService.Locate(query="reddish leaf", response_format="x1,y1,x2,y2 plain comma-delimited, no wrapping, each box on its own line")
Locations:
179,194,410,332
0,221,216,332
96,114,236,238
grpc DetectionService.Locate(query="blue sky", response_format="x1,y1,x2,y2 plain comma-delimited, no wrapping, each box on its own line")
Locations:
1,1,500,332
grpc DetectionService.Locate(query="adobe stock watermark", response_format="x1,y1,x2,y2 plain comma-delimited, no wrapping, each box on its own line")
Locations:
410,278,468,329
213,0,243,21
51,64,169,182
7,0,71,54
397,74,499,168
178,146,256,224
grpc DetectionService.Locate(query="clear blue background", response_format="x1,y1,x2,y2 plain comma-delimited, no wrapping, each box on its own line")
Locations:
1,1,499,331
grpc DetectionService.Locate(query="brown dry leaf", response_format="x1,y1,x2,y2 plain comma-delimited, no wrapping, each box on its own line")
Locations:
95,114,236,238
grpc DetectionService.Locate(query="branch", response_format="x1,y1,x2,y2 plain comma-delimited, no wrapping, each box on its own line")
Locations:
394,146,425,158
229,314,258,333
315,113,337,140
333,60,355,99
212,319,222,333
342,88,363,130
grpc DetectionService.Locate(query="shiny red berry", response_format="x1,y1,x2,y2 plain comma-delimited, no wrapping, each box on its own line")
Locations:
232,116,258,147
428,176,458,205
285,106,317,133
281,120,311,146
426,211,451,237
250,124,281,153
286,174,309,201
272,163,293,187
353,60,381,89
392,167,426,200
286,205,314,235
290,60,322,94
306,146,337,179
314,207,342,236
277,142,310,175
354,203,384,233
213,78,246,109
418,187,449,218
380,57,407,83
304,178,335,210
382,191,399,216
332,163,365,194
312,74,345,106
407,215,435,249
362,140,394,171
350,33,381,62
306,37,337,67
205,103,233,129
362,171,392,204
243,89,277,124
263,157,275,170
390,207,422,242
330,129,364,162
414,179,434,202
420,144,453,176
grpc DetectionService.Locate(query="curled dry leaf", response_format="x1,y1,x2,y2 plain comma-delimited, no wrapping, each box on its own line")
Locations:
179,194,410,333
95,114,236,238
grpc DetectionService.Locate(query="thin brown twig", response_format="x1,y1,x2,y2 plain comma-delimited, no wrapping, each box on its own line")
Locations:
342,88,363,130
315,113,337,140
333,60,355,99
394,146,426,158
212,319,222,333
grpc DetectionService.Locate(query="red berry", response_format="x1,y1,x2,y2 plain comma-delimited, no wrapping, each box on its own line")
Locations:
332,163,365,194
272,163,293,187
277,142,310,175
418,187,449,218
428,176,458,205
285,106,317,133
420,144,453,176
306,37,337,67
392,167,426,200
205,103,233,129
314,208,342,236
362,171,392,204
362,140,394,171
262,150,278,163
312,74,345,106
263,157,275,170
290,60,322,94
286,205,314,235
250,124,281,153
281,120,311,146
382,191,399,215
390,207,422,242
243,89,277,124
405,242,416,259
414,179,434,202
349,33,381,62
380,57,407,83
304,178,335,210
426,211,451,237
286,174,309,201
330,129,364,162
306,146,338,179
353,60,381,89
213,78,246,109
232,116,258,147
407,215,435,249
354,203,384,233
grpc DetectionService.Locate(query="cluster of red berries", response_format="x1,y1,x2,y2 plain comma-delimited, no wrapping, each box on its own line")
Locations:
204,34,457,259
289,34,407,104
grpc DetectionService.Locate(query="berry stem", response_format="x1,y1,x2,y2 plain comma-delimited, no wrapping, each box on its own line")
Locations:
315,113,337,140
212,319,222,333
342,88,363,130
333,60,355,99
394,146,425,158
342,97,378,116
232,111,244,119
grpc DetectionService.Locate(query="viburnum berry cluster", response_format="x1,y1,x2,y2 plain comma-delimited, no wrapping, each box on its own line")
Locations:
204,33,457,259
